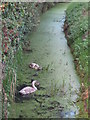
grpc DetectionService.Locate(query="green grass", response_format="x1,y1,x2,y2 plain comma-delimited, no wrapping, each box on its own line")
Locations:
65,2,88,87
65,3,88,117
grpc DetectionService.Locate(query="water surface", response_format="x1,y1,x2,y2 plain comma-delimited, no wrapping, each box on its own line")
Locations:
8,3,80,118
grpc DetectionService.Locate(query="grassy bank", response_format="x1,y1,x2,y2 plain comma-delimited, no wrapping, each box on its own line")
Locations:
64,2,88,87
64,3,88,117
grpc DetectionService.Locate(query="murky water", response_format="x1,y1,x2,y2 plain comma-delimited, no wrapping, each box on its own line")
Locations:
8,3,80,118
